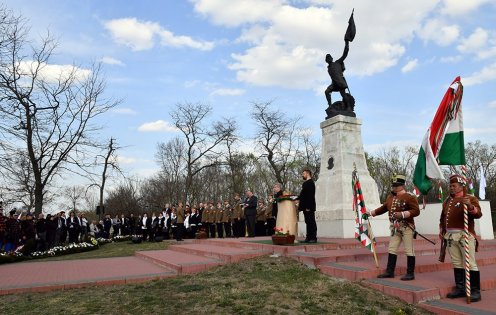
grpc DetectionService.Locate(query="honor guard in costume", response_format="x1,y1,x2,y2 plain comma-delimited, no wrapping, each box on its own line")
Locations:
370,174,420,280
440,174,482,302
232,194,245,238
222,200,232,237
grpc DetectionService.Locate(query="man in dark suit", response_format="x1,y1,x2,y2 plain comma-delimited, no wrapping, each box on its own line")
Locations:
297,169,317,243
244,189,257,237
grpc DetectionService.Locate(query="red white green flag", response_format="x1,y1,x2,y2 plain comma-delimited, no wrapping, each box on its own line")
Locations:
413,76,464,195
352,170,375,252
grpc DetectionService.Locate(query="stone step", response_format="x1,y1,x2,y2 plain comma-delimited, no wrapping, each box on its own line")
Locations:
318,250,496,281
168,243,272,263
289,241,496,267
420,288,496,315
362,264,496,304
135,250,223,274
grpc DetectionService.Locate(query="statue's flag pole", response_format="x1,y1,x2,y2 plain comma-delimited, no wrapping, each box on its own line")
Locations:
352,163,378,268
412,76,471,303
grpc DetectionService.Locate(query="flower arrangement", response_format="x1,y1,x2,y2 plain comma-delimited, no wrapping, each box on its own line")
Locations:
275,191,297,202
273,227,290,236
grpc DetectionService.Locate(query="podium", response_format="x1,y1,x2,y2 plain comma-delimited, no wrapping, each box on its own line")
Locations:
275,200,297,236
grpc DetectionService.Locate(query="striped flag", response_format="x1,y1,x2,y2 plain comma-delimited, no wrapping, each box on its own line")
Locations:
352,170,375,252
413,76,464,194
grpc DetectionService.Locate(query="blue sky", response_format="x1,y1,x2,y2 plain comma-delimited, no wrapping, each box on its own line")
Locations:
4,0,496,180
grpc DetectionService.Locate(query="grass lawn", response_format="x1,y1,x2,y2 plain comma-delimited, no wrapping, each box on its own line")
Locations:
29,240,172,262
0,254,432,315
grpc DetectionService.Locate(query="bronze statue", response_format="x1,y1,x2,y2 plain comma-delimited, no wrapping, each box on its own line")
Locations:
324,10,356,119
324,40,349,106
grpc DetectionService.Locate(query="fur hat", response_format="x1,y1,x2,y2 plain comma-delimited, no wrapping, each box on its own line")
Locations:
449,174,466,185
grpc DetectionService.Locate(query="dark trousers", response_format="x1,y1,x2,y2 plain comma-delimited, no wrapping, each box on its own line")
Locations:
216,223,224,238
224,222,232,237
245,215,256,237
209,223,216,238
255,221,266,236
68,229,78,243
303,210,317,240
266,218,276,235
176,223,184,240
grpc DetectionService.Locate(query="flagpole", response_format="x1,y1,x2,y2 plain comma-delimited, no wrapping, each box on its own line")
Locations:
461,165,471,304
367,220,379,268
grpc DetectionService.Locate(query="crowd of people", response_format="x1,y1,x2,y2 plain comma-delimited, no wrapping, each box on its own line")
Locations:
1,168,318,253
0,183,287,253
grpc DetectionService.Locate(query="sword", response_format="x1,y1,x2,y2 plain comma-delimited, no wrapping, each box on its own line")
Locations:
405,222,436,245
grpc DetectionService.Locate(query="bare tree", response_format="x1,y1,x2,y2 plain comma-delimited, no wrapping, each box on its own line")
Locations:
251,101,302,189
0,8,119,214
155,136,187,202
366,146,417,201
64,185,85,212
168,102,236,203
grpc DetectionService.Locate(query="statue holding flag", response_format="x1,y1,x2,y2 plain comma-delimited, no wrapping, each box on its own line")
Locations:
324,9,356,119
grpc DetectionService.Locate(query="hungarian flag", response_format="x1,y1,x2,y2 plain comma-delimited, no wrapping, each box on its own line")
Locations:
352,170,375,252
413,77,464,195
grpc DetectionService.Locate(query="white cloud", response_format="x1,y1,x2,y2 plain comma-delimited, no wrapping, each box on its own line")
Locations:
440,55,462,63
440,0,492,16
463,62,496,86
184,80,201,88
99,56,124,66
191,0,282,27
112,108,137,115
210,88,245,96
104,18,214,51
489,100,496,108
417,19,460,46
457,27,488,54
193,0,437,89
138,120,178,132
18,61,91,83
401,59,418,73
116,156,137,165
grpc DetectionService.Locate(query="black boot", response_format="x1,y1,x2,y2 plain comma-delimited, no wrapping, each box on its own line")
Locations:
447,268,465,298
378,253,397,278
470,270,481,302
401,256,415,281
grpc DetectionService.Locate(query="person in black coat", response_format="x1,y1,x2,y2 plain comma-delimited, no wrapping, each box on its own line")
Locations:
66,212,80,243
296,169,317,243
244,190,258,237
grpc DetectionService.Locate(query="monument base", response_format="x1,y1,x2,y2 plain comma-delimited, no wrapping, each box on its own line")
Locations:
298,216,390,238
315,115,386,238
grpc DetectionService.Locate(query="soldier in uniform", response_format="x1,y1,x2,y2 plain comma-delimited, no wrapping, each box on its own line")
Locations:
176,202,185,241
255,200,267,236
201,204,210,238
222,200,232,238
369,174,420,281
209,202,217,238
215,202,224,238
232,193,245,238
440,174,482,302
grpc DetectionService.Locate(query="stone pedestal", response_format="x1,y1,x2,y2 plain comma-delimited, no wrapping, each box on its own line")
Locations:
298,115,390,238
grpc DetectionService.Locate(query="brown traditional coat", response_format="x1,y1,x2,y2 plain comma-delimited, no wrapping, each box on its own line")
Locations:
440,194,482,236
374,192,420,225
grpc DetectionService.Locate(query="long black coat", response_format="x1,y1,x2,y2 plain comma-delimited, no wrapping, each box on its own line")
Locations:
244,195,258,216
298,179,316,212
